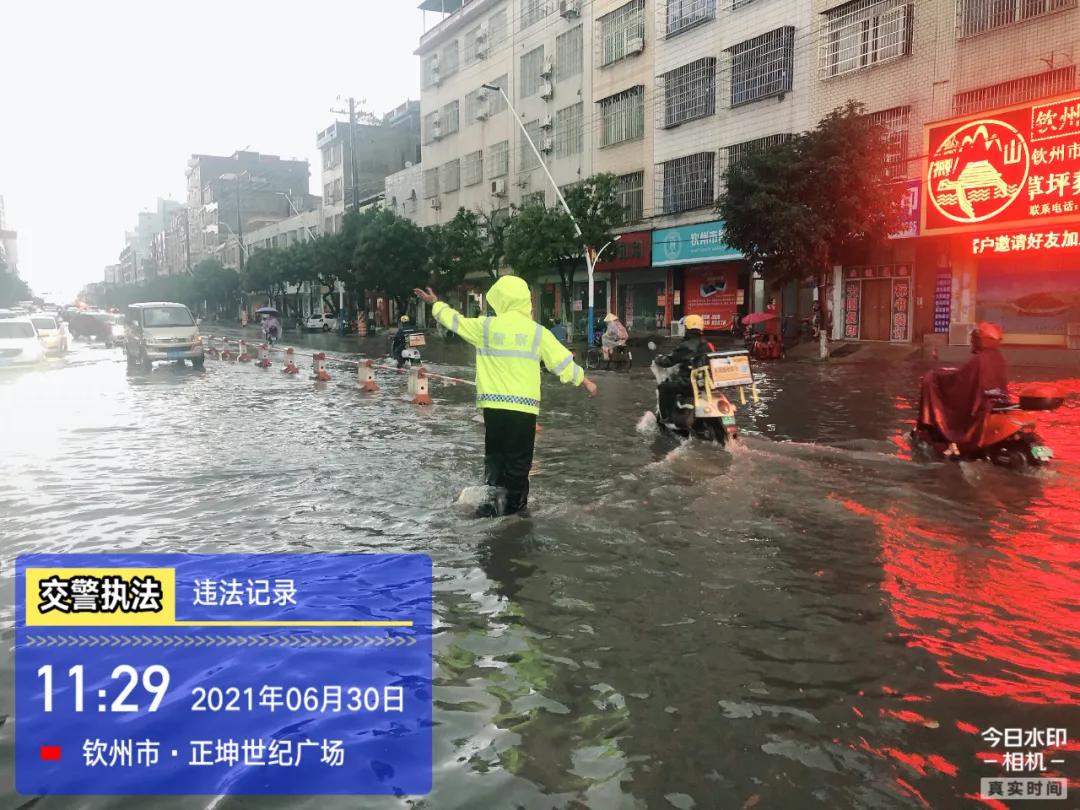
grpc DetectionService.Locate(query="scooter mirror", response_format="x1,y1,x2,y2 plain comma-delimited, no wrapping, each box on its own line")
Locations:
647,341,657,351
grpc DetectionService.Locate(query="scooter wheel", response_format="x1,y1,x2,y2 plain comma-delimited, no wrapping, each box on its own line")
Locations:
992,446,1030,470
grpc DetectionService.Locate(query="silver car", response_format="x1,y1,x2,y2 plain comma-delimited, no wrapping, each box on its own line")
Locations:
125,302,204,370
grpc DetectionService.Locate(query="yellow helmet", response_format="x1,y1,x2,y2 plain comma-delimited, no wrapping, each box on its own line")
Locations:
684,314,704,331
400,315,410,323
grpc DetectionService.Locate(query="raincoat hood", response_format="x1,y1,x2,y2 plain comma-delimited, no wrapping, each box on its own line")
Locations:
487,275,532,316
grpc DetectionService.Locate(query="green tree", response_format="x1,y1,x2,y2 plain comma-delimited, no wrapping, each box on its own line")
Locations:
353,208,429,312
718,102,906,359
426,208,495,293
0,257,33,307
191,258,240,315
504,173,624,336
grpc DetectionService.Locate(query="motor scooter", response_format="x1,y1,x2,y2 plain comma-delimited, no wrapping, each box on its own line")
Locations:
651,348,757,446
909,384,1063,468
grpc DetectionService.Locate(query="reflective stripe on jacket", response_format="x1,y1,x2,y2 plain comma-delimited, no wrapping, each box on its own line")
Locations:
431,277,584,415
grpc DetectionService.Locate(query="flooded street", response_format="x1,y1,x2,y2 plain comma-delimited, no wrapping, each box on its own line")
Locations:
2,336,1078,809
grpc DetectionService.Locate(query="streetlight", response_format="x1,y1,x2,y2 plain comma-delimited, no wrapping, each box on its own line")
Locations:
588,235,621,344
208,222,248,263
481,82,604,343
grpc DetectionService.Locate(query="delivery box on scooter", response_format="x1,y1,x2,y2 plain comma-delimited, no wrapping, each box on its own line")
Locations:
707,351,754,389
407,333,426,348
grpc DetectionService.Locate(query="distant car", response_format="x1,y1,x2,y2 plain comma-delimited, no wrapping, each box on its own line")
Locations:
125,302,203,370
30,314,69,354
0,317,45,368
305,313,336,332
68,310,115,345
101,313,126,347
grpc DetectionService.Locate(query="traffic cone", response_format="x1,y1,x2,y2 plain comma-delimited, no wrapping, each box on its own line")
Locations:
282,347,299,374
206,335,220,360
220,338,233,361
237,340,251,362
311,352,331,382
256,343,272,368
358,359,379,392
411,367,433,406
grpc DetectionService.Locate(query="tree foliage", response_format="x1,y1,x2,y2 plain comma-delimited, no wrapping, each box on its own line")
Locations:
717,102,907,357
0,257,33,307
504,173,625,334
353,208,429,309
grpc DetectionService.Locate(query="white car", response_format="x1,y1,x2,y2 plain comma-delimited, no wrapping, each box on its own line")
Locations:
0,317,45,368
305,313,336,332
30,314,69,354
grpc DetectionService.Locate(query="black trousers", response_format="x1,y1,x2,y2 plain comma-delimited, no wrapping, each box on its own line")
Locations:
483,408,537,515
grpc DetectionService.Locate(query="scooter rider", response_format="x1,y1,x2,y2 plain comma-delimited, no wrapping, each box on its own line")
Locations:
391,315,415,368
655,314,715,426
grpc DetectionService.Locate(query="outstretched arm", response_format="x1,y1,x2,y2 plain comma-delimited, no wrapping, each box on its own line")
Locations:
540,329,596,395
414,287,483,348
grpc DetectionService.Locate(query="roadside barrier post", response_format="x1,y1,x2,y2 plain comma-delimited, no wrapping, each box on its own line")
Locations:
221,338,233,361
237,340,251,362
282,347,300,374
411,367,433,406
312,352,331,382
256,344,271,368
206,335,219,359
358,359,379,392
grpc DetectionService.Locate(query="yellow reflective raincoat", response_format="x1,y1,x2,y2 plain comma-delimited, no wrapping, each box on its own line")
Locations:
432,275,585,415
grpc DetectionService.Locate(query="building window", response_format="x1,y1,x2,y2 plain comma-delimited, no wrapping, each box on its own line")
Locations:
866,106,910,181
424,168,439,199
520,46,546,97
601,0,645,66
725,133,792,173
489,8,508,43
957,0,1076,38
441,159,461,193
617,171,645,222
556,25,583,81
666,0,716,37
334,214,343,233
463,151,484,186
422,54,440,88
487,140,509,178
323,182,333,203
521,0,549,29
465,88,483,124
729,27,794,107
332,178,342,204
661,57,716,127
440,40,460,79
520,120,543,171
422,110,440,144
487,74,509,115
522,191,546,208
464,25,484,63
599,86,645,147
659,152,715,214
555,102,583,158
821,0,913,78
952,65,1077,116
441,100,460,136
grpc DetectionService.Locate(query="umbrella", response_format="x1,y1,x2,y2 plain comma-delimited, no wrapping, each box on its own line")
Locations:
255,307,280,315
741,311,778,326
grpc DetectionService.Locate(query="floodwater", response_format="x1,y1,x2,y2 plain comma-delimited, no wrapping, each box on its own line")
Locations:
2,332,1078,810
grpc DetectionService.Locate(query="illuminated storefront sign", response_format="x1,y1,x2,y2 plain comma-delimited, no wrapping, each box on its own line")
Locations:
970,227,1080,255
652,221,742,266
923,94,1080,235
597,230,651,270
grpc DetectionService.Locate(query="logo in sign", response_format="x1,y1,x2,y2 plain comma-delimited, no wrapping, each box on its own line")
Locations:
662,232,682,261
927,120,1030,224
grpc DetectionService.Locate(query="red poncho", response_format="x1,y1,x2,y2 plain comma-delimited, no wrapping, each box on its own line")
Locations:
918,348,1009,451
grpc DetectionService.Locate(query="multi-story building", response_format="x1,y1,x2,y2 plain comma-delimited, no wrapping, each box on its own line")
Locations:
385,163,426,224
811,0,1080,351
0,194,16,267
317,100,422,235
185,151,314,268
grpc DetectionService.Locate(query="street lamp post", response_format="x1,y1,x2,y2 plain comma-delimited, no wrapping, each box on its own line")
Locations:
588,236,621,346
481,82,613,344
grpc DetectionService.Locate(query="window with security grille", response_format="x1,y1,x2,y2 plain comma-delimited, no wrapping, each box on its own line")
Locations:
957,0,1076,38
556,25,583,81
600,86,645,147
660,152,715,214
422,110,440,144
463,151,484,186
487,141,509,178
520,120,543,171
441,100,460,136
441,41,460,79
866,106,910,181
520,46,546,97
424,168,439,199
821,0,913,78
489,8,508,43
729,27,794,106
441,160,461,193
422,55,439,88
617,171,645,222
464,26,484,63
600,0,645,66
522,191,546,208
555,102,584,158
724,133,792,175
732,0,756,7
487,74,509,114
521,0,549,29
465,88,483,124
666,0,716,37
952,65,1077,116
662,58,716,127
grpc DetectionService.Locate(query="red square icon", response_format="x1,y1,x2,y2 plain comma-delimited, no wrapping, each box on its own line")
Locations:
40,745,62,761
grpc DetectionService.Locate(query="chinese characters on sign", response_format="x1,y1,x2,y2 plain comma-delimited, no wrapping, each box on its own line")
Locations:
193,578,296,607
39,574,163,614
924,95,1080,234
933,271,952,334
970,228,1080,255
891,279,910,342
683,266,739,330
979,726,1069,802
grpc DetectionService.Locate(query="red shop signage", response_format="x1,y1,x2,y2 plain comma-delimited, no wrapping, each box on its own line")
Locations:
970,226,1080,255
597,230,651,270
922,93,1080,235
683,265,739,330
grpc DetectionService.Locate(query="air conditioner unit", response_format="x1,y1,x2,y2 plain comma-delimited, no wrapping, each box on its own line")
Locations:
559,0,580,18
475,101,490,121
430,198,442,210
949,322,975,346
540,113,553,129
431,54,441,84
539,136,554,153
475,24,489,57
626,36,644,55
491,178,507,196
540,57,554,78
539,80,554,100
432,119,443,140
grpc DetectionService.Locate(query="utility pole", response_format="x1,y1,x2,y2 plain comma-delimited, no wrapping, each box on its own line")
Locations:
235,174,245,269
330,97,364,212
183,208,191,274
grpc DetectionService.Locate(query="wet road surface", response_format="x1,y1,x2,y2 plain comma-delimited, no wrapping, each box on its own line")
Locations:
1,333,1078,809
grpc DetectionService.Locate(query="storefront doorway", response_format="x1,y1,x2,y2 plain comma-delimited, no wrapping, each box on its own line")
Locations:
618,281,665,334
860,279,892,341
842,266,912,342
